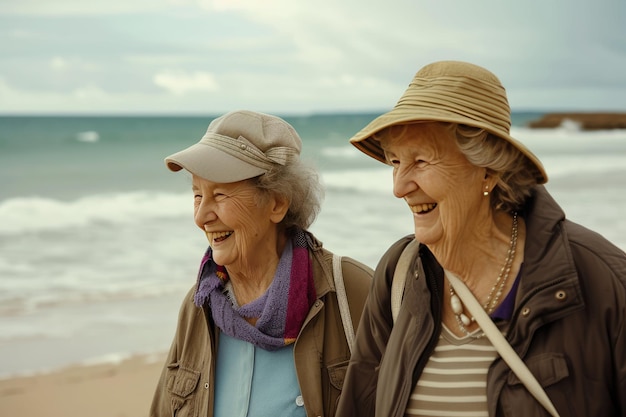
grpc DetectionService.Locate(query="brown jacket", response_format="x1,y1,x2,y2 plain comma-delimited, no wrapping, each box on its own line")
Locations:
337,186,626,417
150,233,373,417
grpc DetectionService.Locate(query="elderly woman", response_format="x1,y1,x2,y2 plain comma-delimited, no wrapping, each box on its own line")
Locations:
336,61,626,417
150,110,372,417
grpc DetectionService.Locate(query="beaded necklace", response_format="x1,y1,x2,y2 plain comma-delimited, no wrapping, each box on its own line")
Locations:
448,212,518,338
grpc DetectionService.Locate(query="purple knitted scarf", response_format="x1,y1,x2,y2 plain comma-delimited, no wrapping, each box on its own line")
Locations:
193,229,316,351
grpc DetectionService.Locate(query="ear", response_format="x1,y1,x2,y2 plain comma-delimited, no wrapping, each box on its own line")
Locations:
483,170,499,193
269,194,290,224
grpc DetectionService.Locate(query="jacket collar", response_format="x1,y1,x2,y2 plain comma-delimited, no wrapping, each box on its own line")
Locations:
508,185,585,346
519,185,580,294
305,230,335,299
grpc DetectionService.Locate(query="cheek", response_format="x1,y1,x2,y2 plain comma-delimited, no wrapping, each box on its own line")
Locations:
228,200,265,237
437,169,484,231
416,169,454,197
431,163,480,198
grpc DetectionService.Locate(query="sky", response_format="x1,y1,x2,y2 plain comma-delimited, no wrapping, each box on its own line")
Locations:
0,0,625,115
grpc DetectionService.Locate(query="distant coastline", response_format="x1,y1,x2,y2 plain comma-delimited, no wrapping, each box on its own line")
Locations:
2,111,626,132
527,112,626,130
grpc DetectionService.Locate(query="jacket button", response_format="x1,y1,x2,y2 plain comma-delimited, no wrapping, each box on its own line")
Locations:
521,307,531,316
295,395,304,407
555,290,567,301
204,382,209,389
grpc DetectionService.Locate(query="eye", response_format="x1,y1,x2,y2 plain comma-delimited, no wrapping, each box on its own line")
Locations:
214,192,228,202
383,152,399,166
415,159,430,168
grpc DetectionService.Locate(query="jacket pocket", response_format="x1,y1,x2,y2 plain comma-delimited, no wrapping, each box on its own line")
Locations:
500,353,569,416
506,353,569,388
327,359,349,391
166,362,201,417
326,359,350,416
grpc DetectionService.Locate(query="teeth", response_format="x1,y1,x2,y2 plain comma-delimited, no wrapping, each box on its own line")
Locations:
409,203,437,213
205,231,233,242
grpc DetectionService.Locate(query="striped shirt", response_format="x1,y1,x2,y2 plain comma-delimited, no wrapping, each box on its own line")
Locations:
404,325,499,417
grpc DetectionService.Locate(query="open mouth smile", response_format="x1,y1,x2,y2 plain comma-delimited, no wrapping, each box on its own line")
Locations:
205,231,233,243
409,203,437,214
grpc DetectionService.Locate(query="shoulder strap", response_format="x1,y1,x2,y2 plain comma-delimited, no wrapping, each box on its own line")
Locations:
332,254,355,354
445,270,561,417
391,240,419,323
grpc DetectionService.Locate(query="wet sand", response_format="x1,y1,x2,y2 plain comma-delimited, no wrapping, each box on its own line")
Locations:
0,352,167,417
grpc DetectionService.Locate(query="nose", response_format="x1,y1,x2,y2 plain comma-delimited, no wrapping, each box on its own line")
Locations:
194,198,218,230
392,165,418,198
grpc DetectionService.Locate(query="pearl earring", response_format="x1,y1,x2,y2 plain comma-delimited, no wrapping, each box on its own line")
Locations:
483,187,489,196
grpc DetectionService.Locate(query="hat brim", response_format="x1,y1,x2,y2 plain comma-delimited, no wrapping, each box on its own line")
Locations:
165,142,267,183
350,108,548,184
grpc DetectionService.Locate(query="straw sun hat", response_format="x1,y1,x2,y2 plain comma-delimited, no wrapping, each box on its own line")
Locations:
350,60,548,184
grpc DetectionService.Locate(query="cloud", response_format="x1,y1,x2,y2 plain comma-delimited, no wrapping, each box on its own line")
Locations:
0,0,625,114
0,0,176,16
153,70,220,95
50,57,69,70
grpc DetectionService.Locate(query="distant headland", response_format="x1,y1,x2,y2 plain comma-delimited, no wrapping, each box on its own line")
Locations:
527,112,626,130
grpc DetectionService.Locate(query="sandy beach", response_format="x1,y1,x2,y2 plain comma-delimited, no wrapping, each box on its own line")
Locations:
0,352,167,417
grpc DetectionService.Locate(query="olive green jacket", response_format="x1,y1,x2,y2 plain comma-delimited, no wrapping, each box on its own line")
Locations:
150,234,373,417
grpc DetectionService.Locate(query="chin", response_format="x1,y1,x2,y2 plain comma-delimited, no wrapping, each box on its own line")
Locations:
412,228,441,246
211,251,234,267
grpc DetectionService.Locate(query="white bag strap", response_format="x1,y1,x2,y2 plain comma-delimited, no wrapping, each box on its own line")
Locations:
391,240,419,323
333,254,355,354
445,269,561,417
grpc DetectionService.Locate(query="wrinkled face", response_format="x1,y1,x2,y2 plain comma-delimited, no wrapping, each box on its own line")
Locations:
192,175,287,267
380,123,487,247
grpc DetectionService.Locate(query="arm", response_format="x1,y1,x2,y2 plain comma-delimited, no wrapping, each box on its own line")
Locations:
336,237,412,417
149,287,202,417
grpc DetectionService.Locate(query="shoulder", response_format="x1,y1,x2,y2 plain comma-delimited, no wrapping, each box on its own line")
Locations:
173,284,206,325
336,256,373,304
375,235,418,285
321,250,373,298
306,230,373,286
339,256,374,282
565,219,626,289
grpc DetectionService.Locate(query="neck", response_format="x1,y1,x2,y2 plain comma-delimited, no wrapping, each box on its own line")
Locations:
227,231,289,305
439,212,525,337
431,211,519,287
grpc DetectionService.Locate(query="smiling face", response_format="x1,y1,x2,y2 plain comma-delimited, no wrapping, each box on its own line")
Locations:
380,122,490,251
192,175,289,268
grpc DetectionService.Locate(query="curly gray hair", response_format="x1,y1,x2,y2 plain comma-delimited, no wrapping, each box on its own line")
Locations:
251,157,324,231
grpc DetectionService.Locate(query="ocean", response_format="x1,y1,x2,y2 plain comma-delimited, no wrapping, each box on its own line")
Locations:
1,112,625,378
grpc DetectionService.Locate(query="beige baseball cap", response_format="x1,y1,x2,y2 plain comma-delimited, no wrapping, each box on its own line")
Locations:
165,110,302,183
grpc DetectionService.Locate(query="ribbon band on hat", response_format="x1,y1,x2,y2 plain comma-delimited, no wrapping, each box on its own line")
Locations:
265,147,298,166
201,133,298,170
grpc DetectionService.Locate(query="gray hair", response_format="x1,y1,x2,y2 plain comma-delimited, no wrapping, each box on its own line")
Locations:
449,123,540,212
252,157,324,231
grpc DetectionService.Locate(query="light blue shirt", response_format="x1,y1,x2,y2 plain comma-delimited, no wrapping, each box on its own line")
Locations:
214,333,307,417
